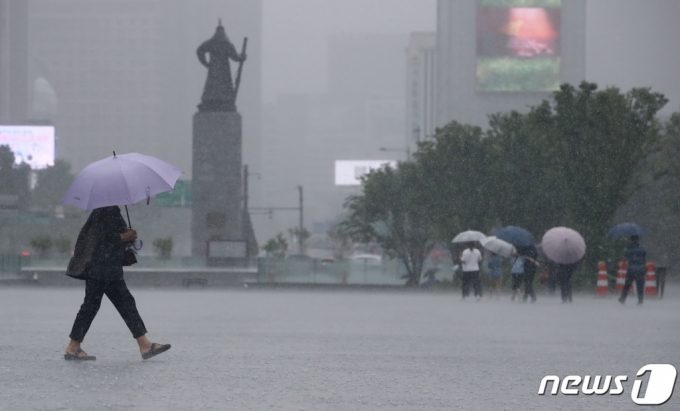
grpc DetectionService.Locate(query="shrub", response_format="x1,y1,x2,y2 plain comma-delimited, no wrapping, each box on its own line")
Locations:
29,235,52,258
55,236,72,255
152,237,173,260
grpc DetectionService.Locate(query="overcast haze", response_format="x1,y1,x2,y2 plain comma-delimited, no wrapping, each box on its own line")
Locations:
261,0,436,102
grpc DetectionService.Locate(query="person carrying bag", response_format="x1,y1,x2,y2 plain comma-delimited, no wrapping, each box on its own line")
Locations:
64,206,170,361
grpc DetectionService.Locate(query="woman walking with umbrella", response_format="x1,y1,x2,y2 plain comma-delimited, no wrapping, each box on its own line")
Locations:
64,206,170,360
61,152,182,360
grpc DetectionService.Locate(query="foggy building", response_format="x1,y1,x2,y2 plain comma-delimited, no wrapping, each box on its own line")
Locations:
436,0,586,128
0,0,29,124
435,0,680,128
405,32,436,152
27,0,262,188
585,0,680,117
257,33,409,242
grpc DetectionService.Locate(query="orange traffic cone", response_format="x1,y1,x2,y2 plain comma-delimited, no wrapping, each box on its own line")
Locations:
644,262,658,296
596,261,609,295
615,261,628,293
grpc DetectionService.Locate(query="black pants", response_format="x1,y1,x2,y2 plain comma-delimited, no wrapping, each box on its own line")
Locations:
558,271,573,302
511,274,523,291
620,271,645,303
461,271,482,298
547,272,557,294
69,277,147,343
523,271,536,302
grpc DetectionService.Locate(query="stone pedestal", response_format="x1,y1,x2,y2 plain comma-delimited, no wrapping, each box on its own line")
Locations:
191,111,244,257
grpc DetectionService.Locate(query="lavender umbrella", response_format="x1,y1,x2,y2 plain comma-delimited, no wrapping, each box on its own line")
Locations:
541,227,586,264
62,152,184,226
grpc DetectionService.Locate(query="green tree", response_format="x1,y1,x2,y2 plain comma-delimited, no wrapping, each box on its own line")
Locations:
32,159,75,209
546,83,667,279
652,113,680,210
327,223,353,260
485,102,569,235
30,235,52,258
262,233,288,258
288,227,311,255
415,122,498,247
342,163,436,286
0,145,31,210
152,237,173,260
54,236,72,255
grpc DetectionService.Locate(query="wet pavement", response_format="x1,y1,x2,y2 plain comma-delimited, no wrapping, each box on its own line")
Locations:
0,285,678,410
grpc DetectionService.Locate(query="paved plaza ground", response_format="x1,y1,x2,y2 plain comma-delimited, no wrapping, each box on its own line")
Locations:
0,284,678,411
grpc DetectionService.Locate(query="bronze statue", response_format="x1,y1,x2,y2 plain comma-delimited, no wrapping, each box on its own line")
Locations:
197,21,247,112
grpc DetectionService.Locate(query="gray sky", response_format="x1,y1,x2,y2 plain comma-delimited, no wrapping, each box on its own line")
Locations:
261,0,436,103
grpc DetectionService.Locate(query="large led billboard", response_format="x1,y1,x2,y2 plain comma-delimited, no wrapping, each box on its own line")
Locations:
0,125,55,169
477,0,561,92
335,160,397,186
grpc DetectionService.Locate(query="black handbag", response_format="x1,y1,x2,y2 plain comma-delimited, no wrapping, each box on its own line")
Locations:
122,246,138,266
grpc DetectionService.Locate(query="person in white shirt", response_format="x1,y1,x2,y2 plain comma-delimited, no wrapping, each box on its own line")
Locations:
459,242,483,300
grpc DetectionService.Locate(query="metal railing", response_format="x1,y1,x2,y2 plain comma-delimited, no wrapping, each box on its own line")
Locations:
0,255,22,279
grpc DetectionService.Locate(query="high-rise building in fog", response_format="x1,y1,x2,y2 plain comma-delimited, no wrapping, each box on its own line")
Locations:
435,0,680,128
0,0,29,124
28,0,262,186
406,32,436,150
436,0,586,128
258,33,410,240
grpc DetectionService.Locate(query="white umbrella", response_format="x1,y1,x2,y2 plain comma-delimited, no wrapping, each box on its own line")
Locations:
480,236,516,257
451,230,487,243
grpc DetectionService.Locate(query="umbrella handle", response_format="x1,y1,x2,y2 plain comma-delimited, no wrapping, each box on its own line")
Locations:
125,205,132,229
133,239,143,251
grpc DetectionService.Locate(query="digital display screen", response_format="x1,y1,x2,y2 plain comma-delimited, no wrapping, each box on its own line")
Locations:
334,160,397,186
477,0,561,92
0,125,56,169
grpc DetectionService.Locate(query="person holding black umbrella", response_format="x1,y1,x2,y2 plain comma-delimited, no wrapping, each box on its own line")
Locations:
64,206,171,361
618,235,647,305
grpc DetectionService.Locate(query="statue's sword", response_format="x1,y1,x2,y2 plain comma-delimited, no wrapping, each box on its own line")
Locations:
234,37,248,100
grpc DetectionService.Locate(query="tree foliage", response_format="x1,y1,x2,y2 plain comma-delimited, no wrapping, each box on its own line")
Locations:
0,145,31,209
30,235,53,258
342,82,670,286
654,112,680,211
288,227,311,255
33,159,75,209
262,233,288,258
152,237,174,260
342,163,436,286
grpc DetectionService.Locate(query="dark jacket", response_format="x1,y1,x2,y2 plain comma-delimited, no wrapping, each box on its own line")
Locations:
66,206,128,281
624,243,647,274
517,245,539,275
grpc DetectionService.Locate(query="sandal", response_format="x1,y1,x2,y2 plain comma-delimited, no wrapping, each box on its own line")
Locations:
64,348,96,361
141,343,171,360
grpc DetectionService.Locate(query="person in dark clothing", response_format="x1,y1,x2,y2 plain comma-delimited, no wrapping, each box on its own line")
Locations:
555,261,580,303
64,206,170,361
517,245,540,303
546,260,558,295
618,236,647,305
